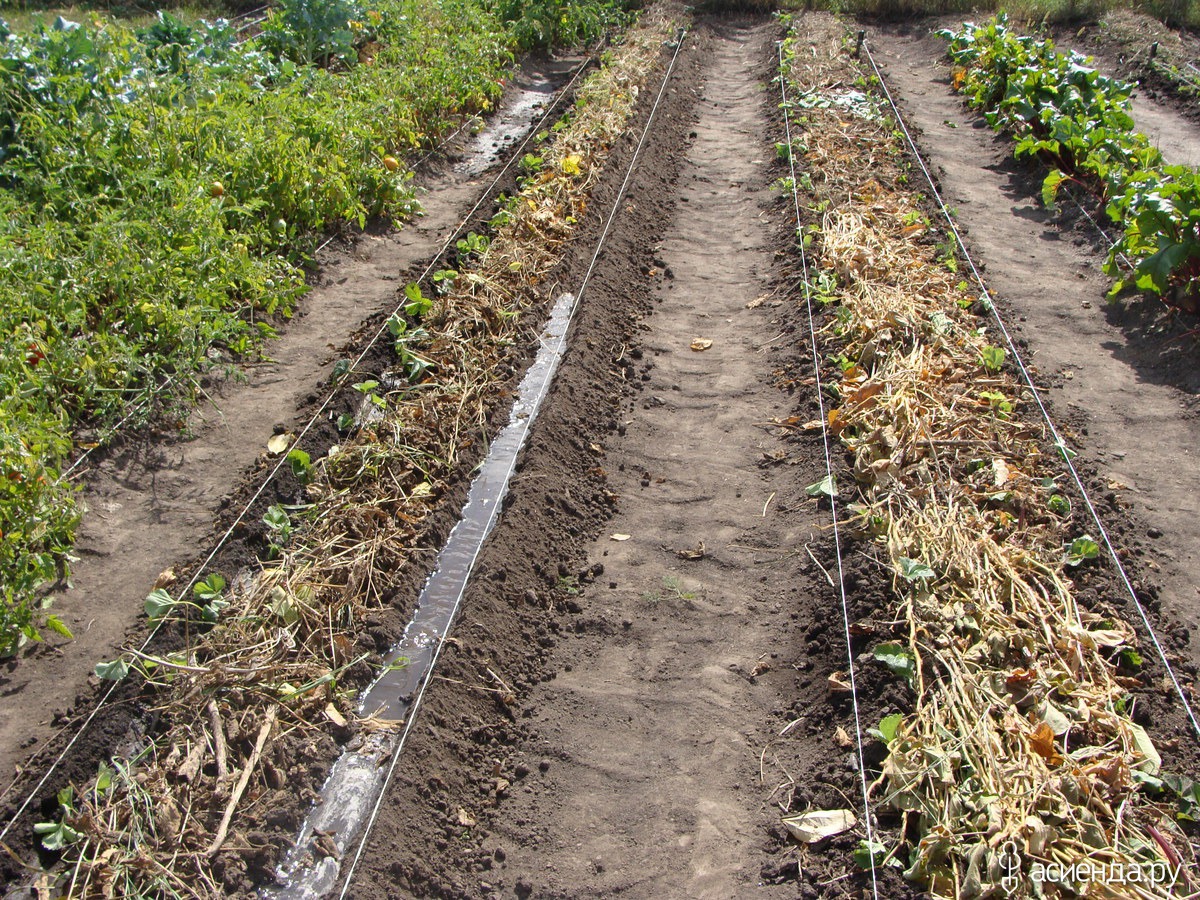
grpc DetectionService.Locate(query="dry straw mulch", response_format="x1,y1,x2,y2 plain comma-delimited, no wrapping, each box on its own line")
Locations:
781,14,1197,899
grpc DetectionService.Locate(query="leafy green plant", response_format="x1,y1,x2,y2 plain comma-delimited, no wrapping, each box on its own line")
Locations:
455,230,491,261
853,839,890,870
287,449,313,481
386,314,434,381
873,641,917,687
143,588,177,620
978,389,1012,416
940,17,1200,308
496,0,630,51
259,0,368,67
868,712,904,745
34,787,83,851
192,572,228,622
979,345,1006,373
897,556,935,581
806,474,838,498
1119,646,1144,669
403,282,433,318
264,504,295,557
94,657,131,681
1164,773,1200,820
661,574,697,601
1064,534,1100,566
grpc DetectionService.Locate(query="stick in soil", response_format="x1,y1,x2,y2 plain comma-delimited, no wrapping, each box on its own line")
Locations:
205,705,277,858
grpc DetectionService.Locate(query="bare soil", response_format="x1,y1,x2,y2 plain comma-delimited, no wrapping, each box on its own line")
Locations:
6,8,1200,899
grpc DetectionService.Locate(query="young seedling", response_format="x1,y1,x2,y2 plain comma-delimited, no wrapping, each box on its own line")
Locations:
194,572,228,623
34,787,82,851
1064,535,1100,566
979,345,1006,373
264,504,294,558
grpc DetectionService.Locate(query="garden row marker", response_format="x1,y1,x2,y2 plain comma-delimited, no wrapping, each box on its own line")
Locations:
336,24,690,898
862,35,1200,740
776,38,881,900
0,50,600,846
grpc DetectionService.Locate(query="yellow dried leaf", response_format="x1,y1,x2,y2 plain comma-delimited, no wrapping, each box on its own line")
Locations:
827,671,852,693
846,381,885,407
690,338,713,351
1027,722,1063,765
993,458,1010,487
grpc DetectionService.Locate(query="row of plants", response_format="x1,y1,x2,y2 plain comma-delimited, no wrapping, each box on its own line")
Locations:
778,16,1195,897
34,9,675,895
939,16,1200,313
0,0,633,656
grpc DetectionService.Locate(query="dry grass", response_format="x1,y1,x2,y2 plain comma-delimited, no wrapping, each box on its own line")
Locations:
782,15,1195,898
41,10,678,897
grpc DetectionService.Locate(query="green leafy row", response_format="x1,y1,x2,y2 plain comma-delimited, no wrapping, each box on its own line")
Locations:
938,16,1200,310
0,0,631,656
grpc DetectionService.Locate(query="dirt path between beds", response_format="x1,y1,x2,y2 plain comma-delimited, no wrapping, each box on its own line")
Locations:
869,26,1200,679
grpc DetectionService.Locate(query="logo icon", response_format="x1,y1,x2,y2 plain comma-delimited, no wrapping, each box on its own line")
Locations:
997,840,1021,894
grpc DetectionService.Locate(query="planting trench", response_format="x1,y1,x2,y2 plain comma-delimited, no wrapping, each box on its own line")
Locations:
7,7,1200,898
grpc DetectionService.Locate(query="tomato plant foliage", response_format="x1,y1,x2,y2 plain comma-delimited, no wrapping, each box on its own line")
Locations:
939,16,1200,309
0,0,631,655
